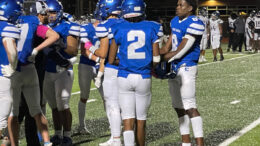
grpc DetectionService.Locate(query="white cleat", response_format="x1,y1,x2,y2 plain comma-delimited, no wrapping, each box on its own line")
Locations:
99,137,113,146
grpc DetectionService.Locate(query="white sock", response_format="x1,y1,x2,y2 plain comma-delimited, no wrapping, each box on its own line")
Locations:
123,131,135,146
191,116,203,138
109,105,121,137
78,100,86,128
63,131,71,138
55,130,62,137
179,115,190,135
182,143,191,146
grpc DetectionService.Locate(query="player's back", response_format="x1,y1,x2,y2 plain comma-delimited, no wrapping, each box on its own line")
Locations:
112,20,158,78
198,15,208,35
254,15,260,32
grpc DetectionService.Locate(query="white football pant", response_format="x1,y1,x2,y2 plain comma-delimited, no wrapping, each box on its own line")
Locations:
211,34,221,49
118,74,151,120
200,35,208,50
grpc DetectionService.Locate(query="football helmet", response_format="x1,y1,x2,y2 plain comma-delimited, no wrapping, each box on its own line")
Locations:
46,0,63,27
0,0,22,23
30,1,48,15
152,62,176,79
99,0,122,20
249,10,256,17
198,7,207,17
63,12,74,22
121,0,146,18
211,11,220,20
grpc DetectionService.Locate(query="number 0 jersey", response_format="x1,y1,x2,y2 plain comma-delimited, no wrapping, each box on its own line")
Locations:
111,20,159,79
170,15,205,70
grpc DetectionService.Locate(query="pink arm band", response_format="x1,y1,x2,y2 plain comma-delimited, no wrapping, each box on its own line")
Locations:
36,25,49,39
84,41,93,50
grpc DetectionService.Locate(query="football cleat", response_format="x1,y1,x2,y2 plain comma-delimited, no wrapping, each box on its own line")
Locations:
50,135,62,146
61,136,72,146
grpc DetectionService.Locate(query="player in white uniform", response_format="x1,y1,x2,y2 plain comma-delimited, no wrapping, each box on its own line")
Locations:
209,11,224,61
161,0,205,145
253,11,260,52
245,10,256,52
198,7,209,62
0,0,21,141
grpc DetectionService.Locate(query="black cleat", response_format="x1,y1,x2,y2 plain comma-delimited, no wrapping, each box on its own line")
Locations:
213,57,217,62
220,55,224,61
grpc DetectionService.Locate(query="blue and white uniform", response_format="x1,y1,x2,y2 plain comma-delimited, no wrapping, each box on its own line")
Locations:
168,15,204,110
95,18,123,137
77,23,104,130
43,20,80,111
111,20,159,120
11,15,44,117
0,21,20,129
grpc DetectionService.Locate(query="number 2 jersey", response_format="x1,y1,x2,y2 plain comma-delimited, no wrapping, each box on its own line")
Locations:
110,20,159,79
0,21,20,76
170,15,205,70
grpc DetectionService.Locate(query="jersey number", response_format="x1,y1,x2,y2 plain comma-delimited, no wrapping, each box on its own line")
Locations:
17,23,29,52
172,34,178,51
127,30,145,59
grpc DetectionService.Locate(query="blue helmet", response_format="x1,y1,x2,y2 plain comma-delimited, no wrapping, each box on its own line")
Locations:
94,1,102,20
46,0,63,27
0,0,22,23
30,1,48,16
152,62,176,79
121,0,146,18
63,12,74,22
99,0,122,20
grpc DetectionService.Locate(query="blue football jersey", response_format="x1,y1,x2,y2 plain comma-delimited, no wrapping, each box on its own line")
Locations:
111,20,159,79
0,21,20,76
79,23,99,66
95,18,124,69
46,20,80,73
16,15,40,66
170,15,204,70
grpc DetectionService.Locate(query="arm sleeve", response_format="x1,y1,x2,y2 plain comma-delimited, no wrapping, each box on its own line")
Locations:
36,25,49,39
186,21,205,36
69,23,80,37
95,23,109,38
1,25,20,39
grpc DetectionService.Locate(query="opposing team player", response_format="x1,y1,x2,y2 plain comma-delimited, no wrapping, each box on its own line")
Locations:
245,10,256,52
8,0,61,145
0,0,22,141
43,0,80,145
227,13,237,52
253,10,260,52
77,10,104,134
209,11,224,61
108,0,160,145
160,0,205,145
198,7,209,62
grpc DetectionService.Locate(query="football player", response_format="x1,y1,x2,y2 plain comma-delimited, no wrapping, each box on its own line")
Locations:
161,0,205,145
253,10,260,52
77,10,104,134
83,0,124,145
198,7,209,62
8,0,60,145
108,0,160,145
245,10,256,52
43,0,80,145
209,11,224,61
0,0,22,142
227,13,237,52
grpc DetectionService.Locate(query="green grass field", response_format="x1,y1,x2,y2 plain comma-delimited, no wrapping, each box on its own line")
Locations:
16,45,260,146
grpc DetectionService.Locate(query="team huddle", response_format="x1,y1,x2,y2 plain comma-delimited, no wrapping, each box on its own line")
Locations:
4,0,259,146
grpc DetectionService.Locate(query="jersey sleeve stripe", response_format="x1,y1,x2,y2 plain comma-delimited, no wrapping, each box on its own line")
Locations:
80,33,88,37
70,26,80,31
96,27,107,32
69,30,80,36
189,23,205,30
96,32,108,38
80,38,90,43
3,26,20,33
187,28,204,35
1,32,20,39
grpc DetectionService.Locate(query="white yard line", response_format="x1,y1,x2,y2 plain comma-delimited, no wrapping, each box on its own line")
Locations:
230,100,241,105
198,53,259,67
219,117,260,146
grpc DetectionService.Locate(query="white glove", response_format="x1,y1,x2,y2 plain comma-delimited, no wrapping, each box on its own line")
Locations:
94,77,102,88
89,45,98,54
168,56,175,63
1,64,15,77
27,49,39,63
68,57,77,65
56,65,66,73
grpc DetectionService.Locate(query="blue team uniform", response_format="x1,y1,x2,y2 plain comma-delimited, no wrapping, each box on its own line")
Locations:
111,20,159,79
45,20,80,73
95,18,124,69
16,16,40,67
170,15,205,71
0,22,20,76
79,23,99,66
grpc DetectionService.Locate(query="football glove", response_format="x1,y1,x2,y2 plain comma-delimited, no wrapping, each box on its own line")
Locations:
1,64,15,77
